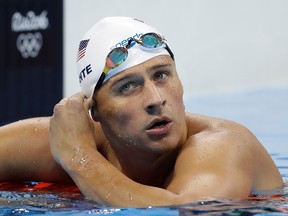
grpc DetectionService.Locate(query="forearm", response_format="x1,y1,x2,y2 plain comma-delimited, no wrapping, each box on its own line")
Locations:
61,146,179,207
0,117,70,182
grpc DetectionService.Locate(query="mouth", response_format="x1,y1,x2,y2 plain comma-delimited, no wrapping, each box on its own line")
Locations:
145,117,173,138
147,120,170,129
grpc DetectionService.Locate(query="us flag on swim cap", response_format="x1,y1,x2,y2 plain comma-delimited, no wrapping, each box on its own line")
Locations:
77,39,90,61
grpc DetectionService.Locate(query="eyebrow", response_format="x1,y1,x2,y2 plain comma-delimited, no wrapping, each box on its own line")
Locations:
111,74,139,85
148,63,172,72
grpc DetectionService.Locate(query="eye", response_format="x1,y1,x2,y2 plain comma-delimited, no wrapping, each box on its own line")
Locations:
154,71,168,81
120,82,138,93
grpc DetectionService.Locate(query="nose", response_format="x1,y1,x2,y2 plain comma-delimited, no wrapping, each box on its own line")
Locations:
144,84,166,115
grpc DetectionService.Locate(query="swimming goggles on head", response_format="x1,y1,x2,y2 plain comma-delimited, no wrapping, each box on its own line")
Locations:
93,32,174,92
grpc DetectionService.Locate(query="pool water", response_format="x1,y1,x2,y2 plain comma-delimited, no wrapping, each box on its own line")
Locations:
1,88,287,215
0,182,288,215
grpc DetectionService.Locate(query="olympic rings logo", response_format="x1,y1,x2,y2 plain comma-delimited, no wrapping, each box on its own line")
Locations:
16,32,43,58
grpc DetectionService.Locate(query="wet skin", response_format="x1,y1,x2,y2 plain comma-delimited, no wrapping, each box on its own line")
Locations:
0,55,283,207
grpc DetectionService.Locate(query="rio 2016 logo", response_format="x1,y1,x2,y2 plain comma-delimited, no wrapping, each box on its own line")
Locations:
16,32,43,58
11,11,49,59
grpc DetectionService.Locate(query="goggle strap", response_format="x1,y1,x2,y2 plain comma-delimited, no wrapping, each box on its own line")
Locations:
165,44,174,60
94,72,106,94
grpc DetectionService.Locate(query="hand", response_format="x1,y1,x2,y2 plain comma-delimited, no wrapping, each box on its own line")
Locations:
49,92,96,167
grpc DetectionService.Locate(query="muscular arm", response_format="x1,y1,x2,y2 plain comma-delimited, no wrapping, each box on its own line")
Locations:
52,120,256,207
61,145,179,207
168,116,282,202
0,117,71,182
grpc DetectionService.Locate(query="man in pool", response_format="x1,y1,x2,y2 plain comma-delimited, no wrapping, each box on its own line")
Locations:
0,17,283,207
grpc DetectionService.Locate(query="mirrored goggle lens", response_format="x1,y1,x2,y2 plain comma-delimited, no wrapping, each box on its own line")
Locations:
106,47,128,70
141,33,163,48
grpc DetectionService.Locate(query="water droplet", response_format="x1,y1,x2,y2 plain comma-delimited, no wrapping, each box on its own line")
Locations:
80,157,86,164
129,193,133,201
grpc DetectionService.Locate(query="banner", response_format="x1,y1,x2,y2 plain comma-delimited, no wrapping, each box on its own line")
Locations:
0,0,63,124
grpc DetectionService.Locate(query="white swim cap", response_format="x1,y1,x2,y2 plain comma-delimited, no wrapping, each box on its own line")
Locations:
77,16,171,98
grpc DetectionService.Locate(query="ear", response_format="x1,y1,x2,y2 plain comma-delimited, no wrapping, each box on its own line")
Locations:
91,103,100,122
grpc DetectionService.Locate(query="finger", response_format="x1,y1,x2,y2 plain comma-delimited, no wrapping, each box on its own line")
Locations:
69,92,86,101
58,97,69,104
58,92,85,106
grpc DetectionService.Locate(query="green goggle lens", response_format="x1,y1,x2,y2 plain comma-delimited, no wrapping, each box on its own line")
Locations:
140,34,162,48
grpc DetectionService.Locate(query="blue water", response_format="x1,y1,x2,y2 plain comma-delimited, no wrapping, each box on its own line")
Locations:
1,88,287,215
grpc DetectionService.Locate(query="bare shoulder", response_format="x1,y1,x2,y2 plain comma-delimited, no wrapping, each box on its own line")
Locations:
185,112,250,134
183,113,264,170
184,112,266,151
182,112,261,169
166,112,283,200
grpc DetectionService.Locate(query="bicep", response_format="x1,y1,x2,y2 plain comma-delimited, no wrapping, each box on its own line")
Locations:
0,117,71,182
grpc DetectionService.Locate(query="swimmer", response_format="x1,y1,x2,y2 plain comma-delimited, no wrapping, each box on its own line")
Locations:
0,17,283,207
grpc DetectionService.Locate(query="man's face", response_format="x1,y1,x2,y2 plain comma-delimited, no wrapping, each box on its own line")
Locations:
93,55,186,154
